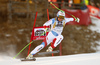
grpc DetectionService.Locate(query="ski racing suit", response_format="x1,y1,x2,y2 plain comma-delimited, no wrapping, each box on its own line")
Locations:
30,17,75,55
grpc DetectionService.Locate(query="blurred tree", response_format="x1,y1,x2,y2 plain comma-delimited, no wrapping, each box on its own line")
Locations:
91,0,100,7
57,0,62,9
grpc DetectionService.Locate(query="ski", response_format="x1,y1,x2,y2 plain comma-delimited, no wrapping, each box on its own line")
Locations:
20,58,36,61
20,50,59,61
38,50,59,55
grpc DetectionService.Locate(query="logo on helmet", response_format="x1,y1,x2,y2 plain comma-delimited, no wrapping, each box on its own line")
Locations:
60,13,64,16
57,11,65,17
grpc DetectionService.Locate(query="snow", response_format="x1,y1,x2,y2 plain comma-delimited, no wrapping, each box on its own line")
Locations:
18,29,24,34
5,34,11,37
0,18,100,65
0,53,100,65
88,18,100,51
89,19,100,33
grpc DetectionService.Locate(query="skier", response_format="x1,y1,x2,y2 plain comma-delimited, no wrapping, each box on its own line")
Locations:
26,11,80,59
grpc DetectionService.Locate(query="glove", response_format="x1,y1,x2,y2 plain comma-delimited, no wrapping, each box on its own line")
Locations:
75,18,80,23
46,28,51,32
43,25,50,32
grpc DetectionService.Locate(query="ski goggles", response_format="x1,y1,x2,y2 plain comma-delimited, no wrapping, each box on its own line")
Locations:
58,16,64,19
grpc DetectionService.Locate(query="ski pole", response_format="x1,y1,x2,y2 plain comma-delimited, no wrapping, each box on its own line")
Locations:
13,28,48,59
50,2,77,19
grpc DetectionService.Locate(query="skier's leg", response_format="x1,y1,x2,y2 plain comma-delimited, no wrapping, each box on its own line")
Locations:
26,38,48,59
30,38,47,55
51,35,63,48
46,35,63,52
30,32,55,55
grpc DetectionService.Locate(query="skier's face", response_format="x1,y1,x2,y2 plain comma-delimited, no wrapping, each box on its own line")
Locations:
58,18,63,22
57,16,64,21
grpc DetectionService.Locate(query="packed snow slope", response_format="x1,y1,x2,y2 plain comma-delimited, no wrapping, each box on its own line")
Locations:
0,53,100,65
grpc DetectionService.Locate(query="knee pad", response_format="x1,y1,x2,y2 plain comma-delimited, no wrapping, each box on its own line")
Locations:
41,42,46,47
37,44,44,52
59,35,64,40
41,38,47,47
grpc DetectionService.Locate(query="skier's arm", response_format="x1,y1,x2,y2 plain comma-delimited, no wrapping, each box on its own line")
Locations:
43,19,52,32
65,18,74,24
43,19,52,27
65,17,80,24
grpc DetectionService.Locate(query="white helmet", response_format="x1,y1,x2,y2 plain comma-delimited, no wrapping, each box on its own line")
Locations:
57,11,65,17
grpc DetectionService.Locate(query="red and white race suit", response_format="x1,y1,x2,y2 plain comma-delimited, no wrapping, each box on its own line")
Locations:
30,17,74,55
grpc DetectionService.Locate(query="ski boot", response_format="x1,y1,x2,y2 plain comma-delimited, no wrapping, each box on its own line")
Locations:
46,46,53,52
21,54,36,61
26,54,34,59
